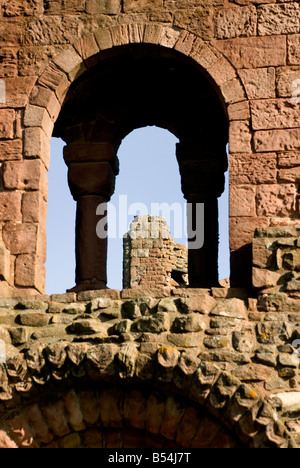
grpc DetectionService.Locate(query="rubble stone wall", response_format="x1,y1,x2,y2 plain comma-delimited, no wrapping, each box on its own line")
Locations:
0,285,297,448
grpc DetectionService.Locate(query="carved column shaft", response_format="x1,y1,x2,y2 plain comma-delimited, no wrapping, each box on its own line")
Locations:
64,142,118,292
176,141,227,288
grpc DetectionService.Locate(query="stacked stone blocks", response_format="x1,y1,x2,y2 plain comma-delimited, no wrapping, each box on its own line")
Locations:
123,216,188,289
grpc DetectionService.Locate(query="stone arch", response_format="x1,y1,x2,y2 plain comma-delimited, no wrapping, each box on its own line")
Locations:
0,341,296,448
0,385,242,448
24,22,245,294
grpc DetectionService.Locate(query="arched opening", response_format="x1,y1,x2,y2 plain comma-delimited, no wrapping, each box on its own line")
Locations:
46,129,229,293
52,43,229,292
0,384,242,449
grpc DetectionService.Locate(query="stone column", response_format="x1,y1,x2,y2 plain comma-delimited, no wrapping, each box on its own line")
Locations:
176,141,227,288
64,143,118,292
187,195,219,288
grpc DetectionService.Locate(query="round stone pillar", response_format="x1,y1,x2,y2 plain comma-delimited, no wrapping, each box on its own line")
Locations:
64,142,118,292
176,141,227,288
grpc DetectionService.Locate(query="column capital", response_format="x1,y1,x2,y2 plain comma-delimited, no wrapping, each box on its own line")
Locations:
68,162,115,201
176,141,227,200
64,141,119,175
179,160,225,200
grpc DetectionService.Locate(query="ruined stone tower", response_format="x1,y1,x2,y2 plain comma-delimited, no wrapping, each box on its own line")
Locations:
0,0,299,449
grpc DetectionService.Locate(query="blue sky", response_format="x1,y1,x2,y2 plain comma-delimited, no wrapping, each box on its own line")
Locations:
46,127,230,294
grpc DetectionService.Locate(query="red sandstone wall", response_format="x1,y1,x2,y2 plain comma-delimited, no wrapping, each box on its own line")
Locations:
0,1,298,294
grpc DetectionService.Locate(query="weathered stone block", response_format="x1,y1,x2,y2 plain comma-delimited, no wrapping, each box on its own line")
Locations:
24,127,51,169
213,36,287,69
172,315,205,333
211,299,248,320
221,78,246,104
227,101,250,121
53,47,84,77
254,129,300,153
86,344,118,377
15,254,45,293
230,153,277,185
216,6,257,39
252,238,274,269
0,21,23,45
0,192,22,223
203,336,231,349
25,403,53,445
43,401,70,438
278,249,300,271
229,121,252,154
6,414,39,448
22,192,47,224
157,346,180,369
4,159,48,195
9,327,31,345
257,322,288,345
278,353,300,368
278,152,300,168
288,35,300,65
67,319,106,335
232,332,256,354
232,363,276,382
258,3,300,36
3,223,38,255
174,8,214,41
252,268,281,290
80,390,100,426
124,0,162,12
188,295,217,315
2,0,43,16
230,187,256,217
0,109,15,139
256,185,297,218
24,105,54,138
134,313,170,333
160,396,185,441
0,77,35,108
99,388,123,428
207,56,236,87
239,68,275,100
0,140,22,161
276,67,300,98
157,298,178,314
167,332,203,348
86,0,121,14
251,99,300,131
61,433,81,449
0,48,18,77
230,217,269,251
17,311,49,327
279,167,300,184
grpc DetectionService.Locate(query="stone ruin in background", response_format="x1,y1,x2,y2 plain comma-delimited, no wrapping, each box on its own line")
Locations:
123,216,188,290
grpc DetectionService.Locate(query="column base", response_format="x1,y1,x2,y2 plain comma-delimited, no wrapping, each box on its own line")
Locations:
67,279,107,293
